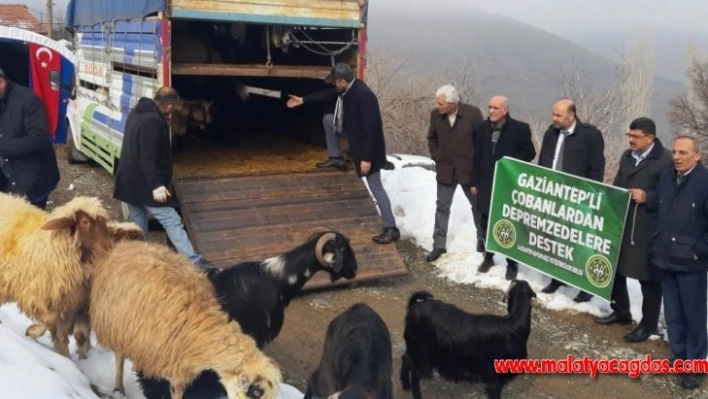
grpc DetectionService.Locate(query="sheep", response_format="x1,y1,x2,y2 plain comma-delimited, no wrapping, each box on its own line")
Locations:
89,239,282,399
0,193,112,358
304,303,393,399
69,221,146,359
400,280,537,399
137,229,359,399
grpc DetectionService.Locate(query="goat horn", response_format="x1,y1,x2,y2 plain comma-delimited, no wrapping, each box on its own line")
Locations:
307,227,331,241
502,280,517,303
315,232,337,267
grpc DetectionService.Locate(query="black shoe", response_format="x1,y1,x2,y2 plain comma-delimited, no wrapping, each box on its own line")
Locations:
195,259,217,270
681,373,704,389
477,253,495,273
541,279,564,294
573,291,593,303
373,227,400,244
505,260,518,281
382,161,395,170
426,248,446,262
476,239,485,253
316,157,346,169
623,325,656,343
594,312,632,326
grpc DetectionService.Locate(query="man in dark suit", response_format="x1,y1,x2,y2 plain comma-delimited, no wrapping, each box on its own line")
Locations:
471,95,536,280
595,117,672,342
648,135,708,390
287,63,400,244
425,85,484,262
538,99,605,303
0,67,60,209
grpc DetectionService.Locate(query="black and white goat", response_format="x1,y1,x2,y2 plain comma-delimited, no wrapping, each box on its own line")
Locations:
304,303,393,399
400,280,537,399
138,230,359,399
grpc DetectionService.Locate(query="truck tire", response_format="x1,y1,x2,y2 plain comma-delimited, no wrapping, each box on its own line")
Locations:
66,124,90,164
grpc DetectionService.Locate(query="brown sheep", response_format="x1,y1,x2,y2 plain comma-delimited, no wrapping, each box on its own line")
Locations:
0,193,112,358
89,239,282,399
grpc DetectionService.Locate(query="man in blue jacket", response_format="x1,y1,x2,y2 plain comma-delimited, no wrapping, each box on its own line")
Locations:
649,135,708,390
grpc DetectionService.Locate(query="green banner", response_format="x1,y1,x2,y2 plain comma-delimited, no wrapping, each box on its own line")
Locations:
486,157,631,301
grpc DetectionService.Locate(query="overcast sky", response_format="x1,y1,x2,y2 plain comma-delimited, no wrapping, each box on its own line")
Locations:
19,0,708,35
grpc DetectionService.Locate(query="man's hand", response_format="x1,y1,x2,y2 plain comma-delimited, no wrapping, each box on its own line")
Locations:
470,187,478,195
152,186,170,203
628,188,647,204
286,95,303,108
360,161,371,175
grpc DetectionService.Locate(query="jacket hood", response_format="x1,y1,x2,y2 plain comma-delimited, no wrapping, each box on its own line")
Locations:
135,97,161,113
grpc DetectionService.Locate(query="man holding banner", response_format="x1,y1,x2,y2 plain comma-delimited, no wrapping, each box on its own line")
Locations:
471,95,536,280
594,117,671,343
537,99,606,303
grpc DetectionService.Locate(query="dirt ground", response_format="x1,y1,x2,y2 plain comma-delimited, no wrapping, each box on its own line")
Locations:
48,145,706,399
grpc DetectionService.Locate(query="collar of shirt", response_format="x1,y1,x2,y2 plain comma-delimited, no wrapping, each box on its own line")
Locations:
563,121,577,136
342,78,355,95
632,143,654,164
679,166,697,177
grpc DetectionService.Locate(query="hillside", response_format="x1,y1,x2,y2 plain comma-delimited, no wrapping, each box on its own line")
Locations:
367,2,686,139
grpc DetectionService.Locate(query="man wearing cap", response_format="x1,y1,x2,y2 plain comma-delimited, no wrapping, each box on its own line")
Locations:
0,67,60,209
114,87,215,269
287,63,401,244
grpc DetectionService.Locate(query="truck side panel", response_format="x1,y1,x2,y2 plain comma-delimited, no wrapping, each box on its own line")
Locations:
170,0,362,27
70,19,163,173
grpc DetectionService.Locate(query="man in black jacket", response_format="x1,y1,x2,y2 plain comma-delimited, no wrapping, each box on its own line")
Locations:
594,117,672,343
538,99,605,303
0,67,59,209
471,95,536,280
114,87,212,268
648,135,708,390
287,63,400,244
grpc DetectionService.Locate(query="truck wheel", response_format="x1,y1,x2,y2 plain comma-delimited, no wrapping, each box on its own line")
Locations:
66,124,90,164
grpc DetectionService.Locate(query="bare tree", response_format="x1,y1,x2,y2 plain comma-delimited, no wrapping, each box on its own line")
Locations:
367,48,483,156
619,34,656,128
668,45,708,143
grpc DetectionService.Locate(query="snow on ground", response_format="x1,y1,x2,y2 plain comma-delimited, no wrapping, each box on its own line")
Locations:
0,153,674,397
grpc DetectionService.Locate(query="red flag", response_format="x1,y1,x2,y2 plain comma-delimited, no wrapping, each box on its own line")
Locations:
28,43,61,139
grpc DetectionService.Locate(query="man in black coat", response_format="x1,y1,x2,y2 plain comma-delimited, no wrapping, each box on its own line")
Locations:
0,67,59,209
538,99,605,303
425,84,484,262
648,135,708,390
471,95,536,280
594,117,672,343
114,87,212,268
287,63,400,244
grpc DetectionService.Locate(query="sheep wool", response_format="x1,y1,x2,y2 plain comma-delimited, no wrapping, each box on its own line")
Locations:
89,240,281,399
0,193,111,357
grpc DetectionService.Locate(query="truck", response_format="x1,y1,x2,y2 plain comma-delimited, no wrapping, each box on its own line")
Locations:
64,0,407,289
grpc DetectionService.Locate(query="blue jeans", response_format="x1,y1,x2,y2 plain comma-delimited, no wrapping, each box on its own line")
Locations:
127,203,203,264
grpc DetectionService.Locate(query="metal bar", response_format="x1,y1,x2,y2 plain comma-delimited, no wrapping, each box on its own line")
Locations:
171,63,332,78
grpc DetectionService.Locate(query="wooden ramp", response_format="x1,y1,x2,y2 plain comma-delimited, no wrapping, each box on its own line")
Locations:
174,170,408,290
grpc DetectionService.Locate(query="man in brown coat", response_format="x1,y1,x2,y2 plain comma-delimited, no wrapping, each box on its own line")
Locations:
426,85,484,262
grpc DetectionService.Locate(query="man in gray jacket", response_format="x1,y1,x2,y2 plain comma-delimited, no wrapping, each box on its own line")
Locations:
594,118,671,343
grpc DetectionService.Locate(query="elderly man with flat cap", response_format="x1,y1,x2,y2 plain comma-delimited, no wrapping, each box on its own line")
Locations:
538,99,606,303
0,67,60,209
287,63,400,244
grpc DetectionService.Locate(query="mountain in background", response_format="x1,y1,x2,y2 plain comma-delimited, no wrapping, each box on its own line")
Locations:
367,2,687,139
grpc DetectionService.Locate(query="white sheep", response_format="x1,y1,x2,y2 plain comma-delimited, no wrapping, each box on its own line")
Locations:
0,193,112,358
89,239,282,399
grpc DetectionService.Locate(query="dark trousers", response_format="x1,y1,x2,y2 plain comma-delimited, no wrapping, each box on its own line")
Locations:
610,274,662,329
662,270,708,361
433,182,481,250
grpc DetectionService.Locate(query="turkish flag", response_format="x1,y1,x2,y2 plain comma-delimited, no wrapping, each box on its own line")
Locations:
28,43,61,139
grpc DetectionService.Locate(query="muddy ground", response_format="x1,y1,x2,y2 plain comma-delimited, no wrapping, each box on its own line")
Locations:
48,145,704,399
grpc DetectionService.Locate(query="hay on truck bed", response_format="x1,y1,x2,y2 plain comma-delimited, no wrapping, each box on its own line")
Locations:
173,133,329,176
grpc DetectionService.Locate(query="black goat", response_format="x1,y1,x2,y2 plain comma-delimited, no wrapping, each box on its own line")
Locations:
304,303,393,399
400,280,537,399
137,230,359,399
